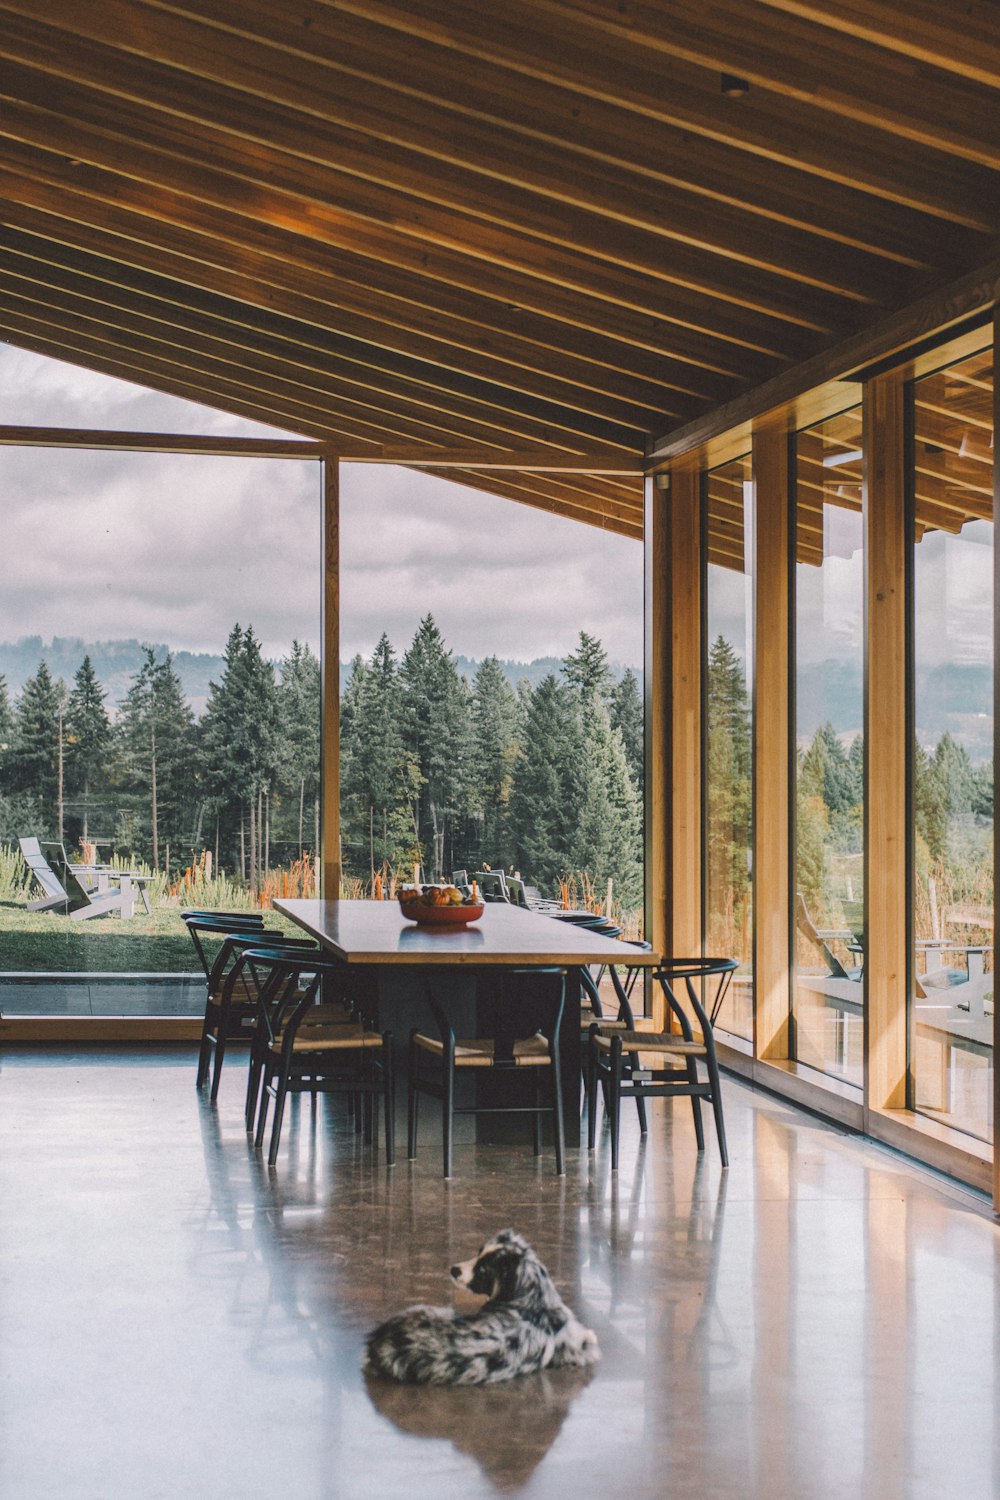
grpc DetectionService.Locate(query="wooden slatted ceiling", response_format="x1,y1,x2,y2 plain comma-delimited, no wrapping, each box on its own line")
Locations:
0,3,998,539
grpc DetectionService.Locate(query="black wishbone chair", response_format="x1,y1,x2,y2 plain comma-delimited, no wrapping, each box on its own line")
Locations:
246,948,394,1169
189,918,319,1100
408,968,567,1179
587,956,737,1171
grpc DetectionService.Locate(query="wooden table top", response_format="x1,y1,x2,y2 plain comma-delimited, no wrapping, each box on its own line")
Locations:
274,898,659,968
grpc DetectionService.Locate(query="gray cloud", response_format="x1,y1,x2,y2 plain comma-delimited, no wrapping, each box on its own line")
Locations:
1,343,643,669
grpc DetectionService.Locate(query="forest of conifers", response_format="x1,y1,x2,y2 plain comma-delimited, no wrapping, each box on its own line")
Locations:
0,616,644,908
705,632,994,960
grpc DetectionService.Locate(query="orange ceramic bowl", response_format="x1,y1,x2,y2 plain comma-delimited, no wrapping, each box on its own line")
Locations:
398,898,485,927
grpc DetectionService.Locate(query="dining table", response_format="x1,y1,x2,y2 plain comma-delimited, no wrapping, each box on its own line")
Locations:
273,897,660,1147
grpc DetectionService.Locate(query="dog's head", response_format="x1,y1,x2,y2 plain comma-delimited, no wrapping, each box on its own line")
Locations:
450,1229,555,1306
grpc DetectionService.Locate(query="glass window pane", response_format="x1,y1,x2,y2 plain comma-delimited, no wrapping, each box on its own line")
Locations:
0,446,321,1019
793,407,865,1085
911,346,994,1142
704,455,754,1040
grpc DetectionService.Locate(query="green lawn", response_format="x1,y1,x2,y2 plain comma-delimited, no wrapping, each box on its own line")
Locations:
0,901,297,973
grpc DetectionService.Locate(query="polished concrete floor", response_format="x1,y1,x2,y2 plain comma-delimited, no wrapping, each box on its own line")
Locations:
1,1048,999,1500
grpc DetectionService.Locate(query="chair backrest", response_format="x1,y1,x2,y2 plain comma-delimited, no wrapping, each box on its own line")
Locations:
183,911,269,980
476,870,509,902
794,893,850,980
505,876,530,908
653,957,739,1030
38,841,93,913
451,869,469,887
236,946,347,1048
19,837,68,904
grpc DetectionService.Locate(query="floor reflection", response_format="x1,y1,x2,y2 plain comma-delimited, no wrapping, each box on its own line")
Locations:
2,1049,999,1499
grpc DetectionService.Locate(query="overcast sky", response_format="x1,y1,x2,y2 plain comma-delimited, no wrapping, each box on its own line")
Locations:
0,343,644,668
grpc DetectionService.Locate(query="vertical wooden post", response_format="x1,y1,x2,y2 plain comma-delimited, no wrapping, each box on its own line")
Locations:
646,461,703,971
644,472,670,983
753,418,792,1059
992,310,1000,1212
864,371,908,1113
645,463,702,1028
321,456,341,899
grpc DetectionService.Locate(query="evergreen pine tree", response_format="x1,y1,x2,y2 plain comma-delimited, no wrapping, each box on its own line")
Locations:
199,625,279,889
117,648,194,869
8,661,62,829
609,667,643,796
562,631,613,700
571,697,642,908
913,739,946,863
400,616,472,879
706,635,752,950
0,674,13,790
470,655,524,866
932,732,976,815
277,640,321,858
508,674,582,889
66,655,112,841
341,634,422,877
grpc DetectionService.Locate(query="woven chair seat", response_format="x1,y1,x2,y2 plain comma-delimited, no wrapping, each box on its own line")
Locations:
208,974,259,1007
412,1031,552,1067
591,1029,707,1056
269,1020,382,1054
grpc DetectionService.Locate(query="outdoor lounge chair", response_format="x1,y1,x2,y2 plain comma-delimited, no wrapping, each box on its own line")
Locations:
19,837,137,920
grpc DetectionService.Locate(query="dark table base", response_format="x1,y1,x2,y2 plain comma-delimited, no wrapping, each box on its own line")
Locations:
345,965,583,1149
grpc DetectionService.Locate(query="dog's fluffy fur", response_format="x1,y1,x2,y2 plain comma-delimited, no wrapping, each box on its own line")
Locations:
365,1229,599,1385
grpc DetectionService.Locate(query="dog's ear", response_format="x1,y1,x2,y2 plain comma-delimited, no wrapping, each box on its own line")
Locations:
483,1246,524,1301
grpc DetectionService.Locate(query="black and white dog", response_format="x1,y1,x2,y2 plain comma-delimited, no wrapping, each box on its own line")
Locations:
365,1230,599,1385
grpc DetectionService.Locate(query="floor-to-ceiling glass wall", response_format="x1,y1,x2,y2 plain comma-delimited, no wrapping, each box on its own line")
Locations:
704,455,754,1040
910,345,994,1141
792,407,865,1085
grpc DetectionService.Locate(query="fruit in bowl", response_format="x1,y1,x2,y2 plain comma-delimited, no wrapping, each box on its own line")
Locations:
398,883,485,926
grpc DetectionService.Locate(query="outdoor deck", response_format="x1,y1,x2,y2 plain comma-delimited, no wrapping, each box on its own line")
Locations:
1,1045,998,1499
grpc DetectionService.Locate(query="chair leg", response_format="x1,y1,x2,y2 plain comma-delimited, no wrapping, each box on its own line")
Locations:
209,1031,227,1104
382,1034,395,1167
635,1095,648,1133
196,1021,213,1088
255,1065,273,1149
442,1043,454,1180
550,1050,565,1176
687,1057,706,1152
704,1049,729,1168
533,1075,542,1156
407,1031,420,1160
245,1050,262,1132
609,1035,623,1173
268,1058,294,1167
586,1032,599,1150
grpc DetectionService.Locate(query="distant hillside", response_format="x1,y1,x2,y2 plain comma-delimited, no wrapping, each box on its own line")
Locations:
0,636,228,717
0,637,643,718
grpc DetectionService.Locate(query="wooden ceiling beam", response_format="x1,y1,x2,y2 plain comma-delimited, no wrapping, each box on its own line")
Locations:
750,0,1000,90
0,322,642,531
0,423,642,473
0,426,327,456
0,285,652,465
0,202,710,416
0,0,983,262
0,146,801,376
311,0,1000,223
527,0,1000,170
0,25,929,305
0,92,864,345
651,255,1000,459
0,251,646,450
